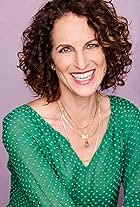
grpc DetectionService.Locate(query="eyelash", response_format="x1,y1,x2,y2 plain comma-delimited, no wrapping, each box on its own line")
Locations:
86,43,99,49
59,47,71,53
58,43,99,53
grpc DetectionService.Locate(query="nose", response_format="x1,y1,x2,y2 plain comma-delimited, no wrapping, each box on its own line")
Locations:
73,52,88,70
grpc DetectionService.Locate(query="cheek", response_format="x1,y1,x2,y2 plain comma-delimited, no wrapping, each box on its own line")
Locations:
53,55,73,72
88,49,106,66
98,53,106,68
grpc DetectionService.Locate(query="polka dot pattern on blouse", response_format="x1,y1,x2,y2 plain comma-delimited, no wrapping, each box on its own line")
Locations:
2,96,140,207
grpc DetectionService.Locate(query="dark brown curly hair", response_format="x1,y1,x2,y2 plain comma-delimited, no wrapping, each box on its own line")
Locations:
18,0,132,102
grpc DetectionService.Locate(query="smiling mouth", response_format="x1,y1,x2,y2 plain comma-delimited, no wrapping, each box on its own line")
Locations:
71,69,96,81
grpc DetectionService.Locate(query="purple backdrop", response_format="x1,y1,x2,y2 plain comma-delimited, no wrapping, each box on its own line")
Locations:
0,0,140,206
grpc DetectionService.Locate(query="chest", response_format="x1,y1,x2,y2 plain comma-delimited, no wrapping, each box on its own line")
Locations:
47,126,124,207
45,112,110,166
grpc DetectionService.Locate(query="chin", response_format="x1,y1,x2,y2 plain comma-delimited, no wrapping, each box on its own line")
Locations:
59,77,100,98
71,87,97,98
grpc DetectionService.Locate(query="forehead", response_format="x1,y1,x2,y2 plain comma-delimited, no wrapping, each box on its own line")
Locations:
51,13,96,44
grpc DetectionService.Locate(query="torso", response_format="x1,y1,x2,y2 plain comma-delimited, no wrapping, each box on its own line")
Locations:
27,94,110,166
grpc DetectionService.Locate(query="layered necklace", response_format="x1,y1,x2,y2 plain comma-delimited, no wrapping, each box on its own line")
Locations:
57,93,101,149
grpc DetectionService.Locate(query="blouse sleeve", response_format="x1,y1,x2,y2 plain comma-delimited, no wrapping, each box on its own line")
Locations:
122,105,140,207
2,109,75,207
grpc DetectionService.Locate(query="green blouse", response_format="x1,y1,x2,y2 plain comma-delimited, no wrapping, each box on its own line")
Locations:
2,96,140,207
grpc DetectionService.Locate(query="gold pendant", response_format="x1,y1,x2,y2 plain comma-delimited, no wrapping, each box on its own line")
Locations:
84,139,89,147
82,133,88,140
82,134,89,147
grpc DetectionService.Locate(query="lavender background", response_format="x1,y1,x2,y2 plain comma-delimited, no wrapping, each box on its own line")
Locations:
0,0,140,206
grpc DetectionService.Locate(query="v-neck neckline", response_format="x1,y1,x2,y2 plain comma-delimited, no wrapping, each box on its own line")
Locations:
23,96,114,169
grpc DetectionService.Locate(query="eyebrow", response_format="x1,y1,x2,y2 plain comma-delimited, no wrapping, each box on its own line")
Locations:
56,38,97,50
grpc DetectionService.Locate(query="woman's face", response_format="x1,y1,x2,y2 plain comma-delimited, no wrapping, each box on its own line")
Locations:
51,13,107,97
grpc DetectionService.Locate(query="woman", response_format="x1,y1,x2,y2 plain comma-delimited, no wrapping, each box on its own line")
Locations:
2,0,140,206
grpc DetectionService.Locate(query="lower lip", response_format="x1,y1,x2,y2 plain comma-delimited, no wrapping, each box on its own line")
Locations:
72,72,95,85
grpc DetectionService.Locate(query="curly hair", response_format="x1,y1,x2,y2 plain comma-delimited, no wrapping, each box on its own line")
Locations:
18,0,132,102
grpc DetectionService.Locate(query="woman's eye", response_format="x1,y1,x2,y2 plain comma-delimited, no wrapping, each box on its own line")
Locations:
86,43,99,49
59,47,72,53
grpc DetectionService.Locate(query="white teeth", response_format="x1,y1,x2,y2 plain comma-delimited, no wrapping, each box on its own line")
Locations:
72,70,95,80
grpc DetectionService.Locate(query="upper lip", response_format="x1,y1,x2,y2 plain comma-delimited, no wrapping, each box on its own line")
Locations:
70,69,96,74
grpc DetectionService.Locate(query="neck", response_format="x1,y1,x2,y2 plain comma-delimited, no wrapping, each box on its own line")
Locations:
59,91,98,127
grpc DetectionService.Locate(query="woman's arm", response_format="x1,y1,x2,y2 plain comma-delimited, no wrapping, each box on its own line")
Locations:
2,108,75,207
122,106,140,206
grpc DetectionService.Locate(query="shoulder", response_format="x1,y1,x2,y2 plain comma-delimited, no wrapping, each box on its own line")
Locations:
2,98,47,132
3,105,28,121
3,104,32,126
3,98,58,133
110,95,139,115
110,95,140,130
2,101,49,149
2,105,32,150
3,98,47,125
27,98,59,121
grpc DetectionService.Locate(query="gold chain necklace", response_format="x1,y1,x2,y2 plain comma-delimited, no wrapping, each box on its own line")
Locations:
59,102,98,138
58,93,100,147
60,102,97,131
59,92,98,131
58,96,101,165
60,111,99,140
